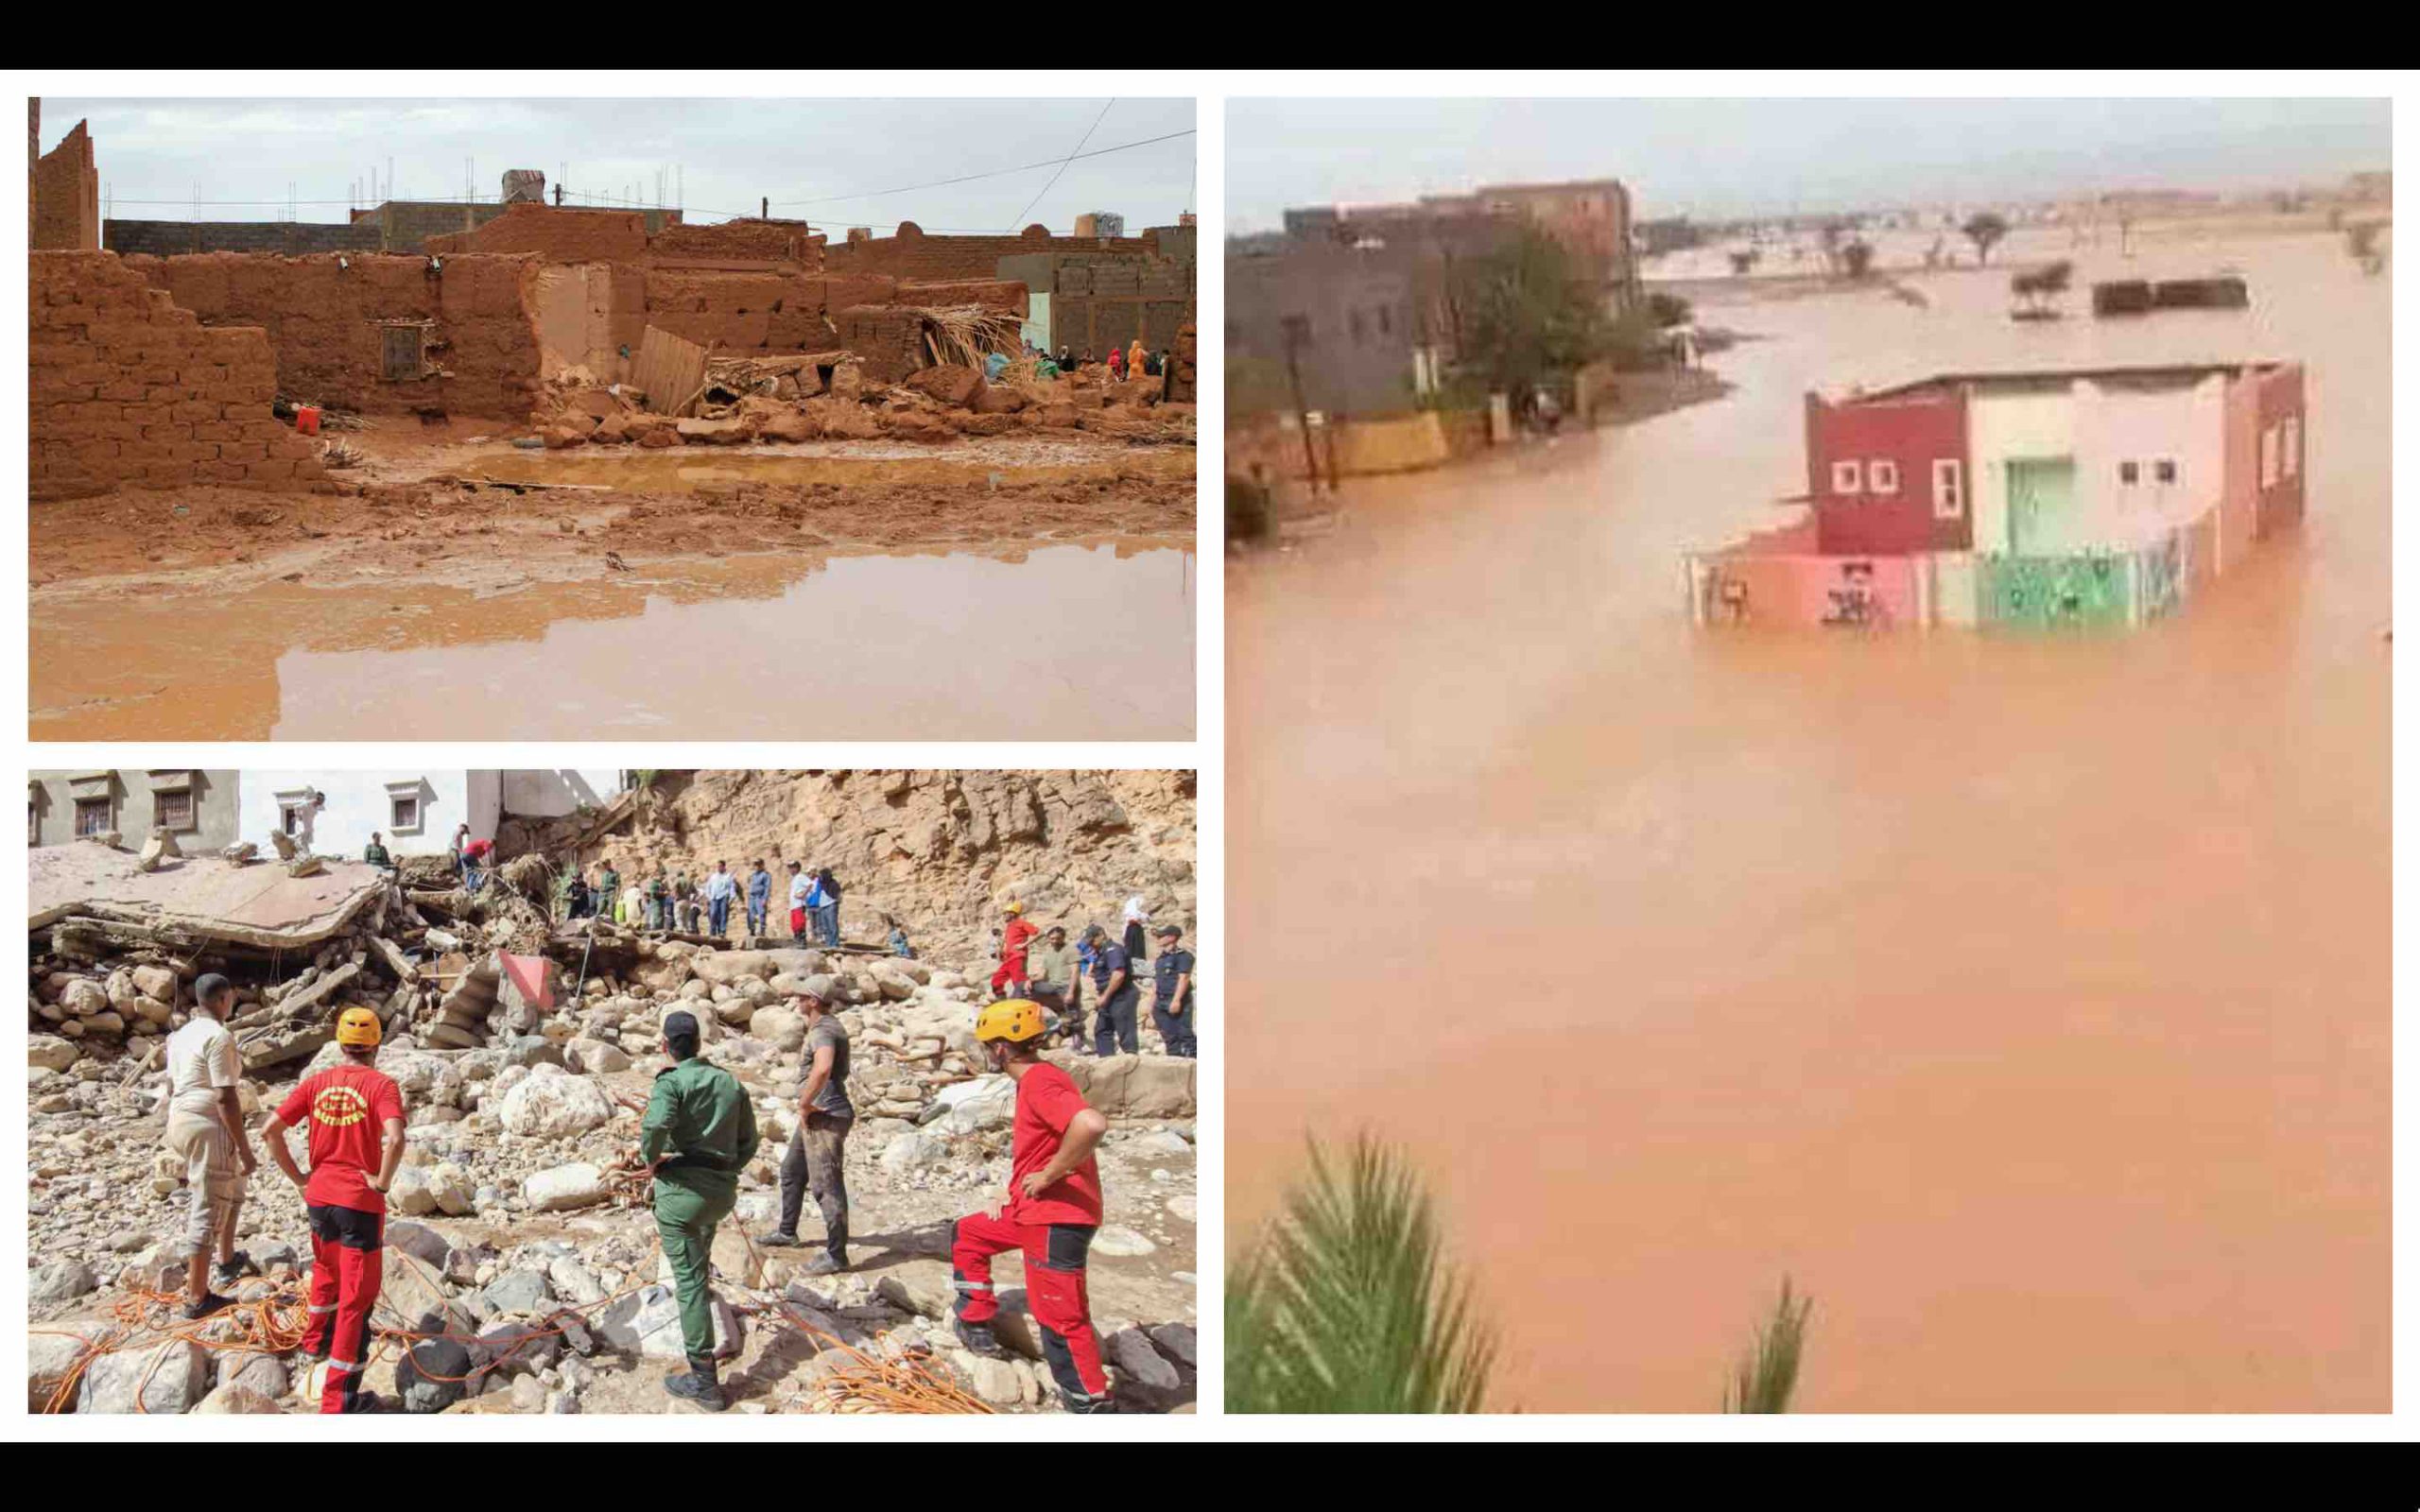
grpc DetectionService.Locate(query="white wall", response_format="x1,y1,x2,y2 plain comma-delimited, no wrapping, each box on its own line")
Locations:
237,770,485,860
1967,388,2077,555
2070,374,2227,548
500,769,624,819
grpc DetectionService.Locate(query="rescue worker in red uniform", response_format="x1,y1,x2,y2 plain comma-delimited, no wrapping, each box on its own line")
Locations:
261,1005,406,1414
991,902,1039,999
949,999,1120,1413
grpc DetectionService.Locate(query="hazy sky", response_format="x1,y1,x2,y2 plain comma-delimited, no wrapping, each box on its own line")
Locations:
43,97,1197,232
1228,97,2391,230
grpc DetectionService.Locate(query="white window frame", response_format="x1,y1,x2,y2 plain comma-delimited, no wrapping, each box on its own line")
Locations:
1930,457,1964,520
2260,424,2280,488
383,779,429,837
2282,415,2301,479
2118,459,2140,488
1868,459,1900,495
1830,459,1863,496
2153,457,2178,486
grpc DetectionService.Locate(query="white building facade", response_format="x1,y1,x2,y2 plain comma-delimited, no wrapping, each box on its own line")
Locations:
235,770,624,861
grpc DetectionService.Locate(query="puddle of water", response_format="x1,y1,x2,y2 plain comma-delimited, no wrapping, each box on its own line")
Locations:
1228,228,2389,1411
271,544,1194,739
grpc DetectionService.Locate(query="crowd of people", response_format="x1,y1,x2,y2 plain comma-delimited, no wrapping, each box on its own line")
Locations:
548,857,848,950
1016,335,1172,386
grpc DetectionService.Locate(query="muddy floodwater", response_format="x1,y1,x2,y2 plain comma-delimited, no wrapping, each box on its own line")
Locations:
34,541,1192,741
1228,227,2389,1411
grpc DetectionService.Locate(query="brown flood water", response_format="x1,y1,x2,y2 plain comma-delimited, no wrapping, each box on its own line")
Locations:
35,542,1194,741
1228,228,2390,1412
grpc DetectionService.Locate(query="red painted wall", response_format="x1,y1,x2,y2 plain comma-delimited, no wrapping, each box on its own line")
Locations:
1804,387,1971,555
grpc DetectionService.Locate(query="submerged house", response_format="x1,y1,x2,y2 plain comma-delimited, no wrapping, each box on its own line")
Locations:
1686,361,2306,628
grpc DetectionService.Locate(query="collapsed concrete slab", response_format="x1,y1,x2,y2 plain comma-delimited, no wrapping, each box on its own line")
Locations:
28,844,386,949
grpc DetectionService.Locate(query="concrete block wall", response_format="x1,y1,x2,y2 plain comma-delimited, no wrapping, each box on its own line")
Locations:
30,251,325,501
105,219,387,258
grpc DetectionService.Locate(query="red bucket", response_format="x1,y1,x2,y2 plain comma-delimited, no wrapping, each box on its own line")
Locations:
295,405,320,437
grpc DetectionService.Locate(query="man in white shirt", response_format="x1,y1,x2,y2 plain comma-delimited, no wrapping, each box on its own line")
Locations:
787,861,812,943
163,972,257,1319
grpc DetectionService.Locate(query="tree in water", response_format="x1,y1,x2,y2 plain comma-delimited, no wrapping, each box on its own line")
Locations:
1723,1277,1815,1413
1227,1134,1497,1413
1449,226,1615,413
1962,212,2011,266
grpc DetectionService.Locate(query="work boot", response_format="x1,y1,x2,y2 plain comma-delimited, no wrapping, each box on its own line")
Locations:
759,1230,803,1248
182,1291,235,1322
213,1250,256,1290
1063,1391,1127,1416
341,1392,386,1414
953,1317,1007,1358
664,1358,726,1412
805,1249,848,1277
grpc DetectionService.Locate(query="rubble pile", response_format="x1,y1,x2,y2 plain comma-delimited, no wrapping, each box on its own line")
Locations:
27,840,1198,1416
523,356,1194,453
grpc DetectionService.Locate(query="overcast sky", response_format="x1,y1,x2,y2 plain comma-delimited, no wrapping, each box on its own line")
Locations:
1228,97,2391,231
42,97,1197,232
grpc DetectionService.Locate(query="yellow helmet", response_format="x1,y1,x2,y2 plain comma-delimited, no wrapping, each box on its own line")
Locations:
336,1006,383,1048
975,999,1046,1045
1004,902,1024,916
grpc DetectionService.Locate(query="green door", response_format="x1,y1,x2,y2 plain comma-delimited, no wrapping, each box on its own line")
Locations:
2005,457,2076,554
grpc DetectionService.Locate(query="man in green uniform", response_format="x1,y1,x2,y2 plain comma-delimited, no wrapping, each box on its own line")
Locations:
597,861,622,925
639,1009,759,1411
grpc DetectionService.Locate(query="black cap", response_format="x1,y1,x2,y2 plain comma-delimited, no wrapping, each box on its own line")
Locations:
1153,924,1181,938
193,972,233,1006
663,1009,700,1040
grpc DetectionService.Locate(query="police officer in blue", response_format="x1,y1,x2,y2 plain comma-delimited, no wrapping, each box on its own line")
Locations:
1149,923,1196,1058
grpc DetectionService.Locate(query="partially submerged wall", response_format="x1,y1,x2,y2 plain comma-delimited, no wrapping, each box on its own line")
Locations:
132,251,546,421
32,120,99,251
31,251,324,501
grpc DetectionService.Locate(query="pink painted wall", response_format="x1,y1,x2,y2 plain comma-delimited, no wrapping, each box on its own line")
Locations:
1805,387,1971,556
1698,550,1921,627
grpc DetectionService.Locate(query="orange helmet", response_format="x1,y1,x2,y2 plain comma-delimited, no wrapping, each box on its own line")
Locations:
975,999,1046,1045
336,1006,382,1048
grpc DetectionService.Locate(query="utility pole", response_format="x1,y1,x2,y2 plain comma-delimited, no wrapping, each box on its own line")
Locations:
1282,316,1322,497
761,196,769,220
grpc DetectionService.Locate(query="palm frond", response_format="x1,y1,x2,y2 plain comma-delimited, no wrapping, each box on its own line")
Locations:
1722,1276,1813,1413
1227,1133,1497,1413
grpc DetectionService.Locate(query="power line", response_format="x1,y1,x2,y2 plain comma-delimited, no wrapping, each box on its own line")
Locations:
1007,99,1115,233
769,126,1190,208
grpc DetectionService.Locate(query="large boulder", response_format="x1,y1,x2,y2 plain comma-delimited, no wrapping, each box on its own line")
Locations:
523,1162,612,1212
929,1075,1016,1135
596,1282,738,1360
690,949,825,987
79,1340,211,1414
1053,1053,1194,1118
494,1065,616,1138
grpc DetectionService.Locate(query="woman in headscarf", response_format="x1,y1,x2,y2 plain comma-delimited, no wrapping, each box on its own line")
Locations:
1121,895,1150,963
1127,337,1147,380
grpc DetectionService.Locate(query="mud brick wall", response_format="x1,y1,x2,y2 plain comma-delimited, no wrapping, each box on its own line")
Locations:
821,222,1160,281
834,305,927,383
30,251,323,501
33,120,100,251
896,279,1028,316
650,219,824,267
642,269,899,353
424,203,651,263
106,220,386,258
133,251,544,421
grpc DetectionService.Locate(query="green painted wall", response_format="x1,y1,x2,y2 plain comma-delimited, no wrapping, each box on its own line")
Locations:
1978,554,2133,628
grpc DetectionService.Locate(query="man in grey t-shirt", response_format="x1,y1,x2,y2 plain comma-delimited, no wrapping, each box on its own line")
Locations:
764,975,854,1273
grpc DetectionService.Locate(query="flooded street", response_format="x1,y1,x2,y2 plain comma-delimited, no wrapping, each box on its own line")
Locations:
29,433,1195,741
1227,227,2389,1411
35,541,1193,741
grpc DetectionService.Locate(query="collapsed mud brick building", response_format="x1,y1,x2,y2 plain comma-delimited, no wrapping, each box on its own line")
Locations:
30,129,1196,501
